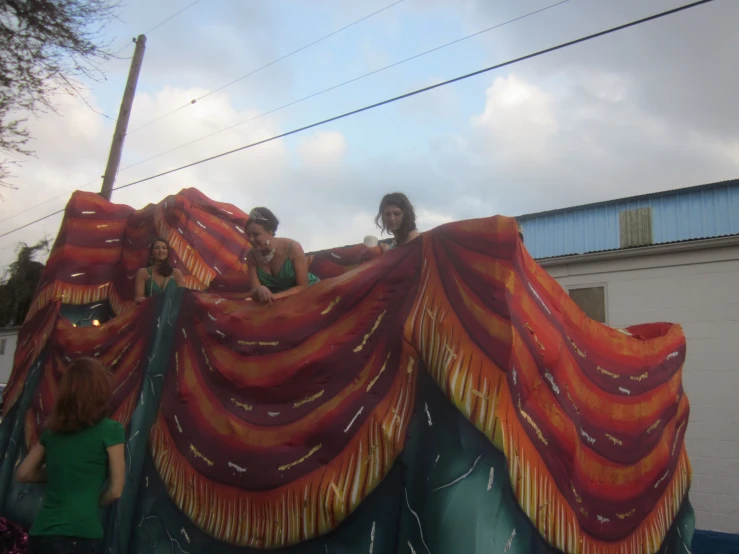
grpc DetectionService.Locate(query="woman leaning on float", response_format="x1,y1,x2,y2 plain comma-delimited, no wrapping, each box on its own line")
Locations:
244,207,319,304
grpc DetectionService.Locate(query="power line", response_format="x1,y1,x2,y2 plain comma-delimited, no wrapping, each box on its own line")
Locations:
0,210,65,240
119,0,572,173
127,0,406,134
0,0,407,225
71,88,119,122
111,0,715,189
0,0,716,241
0,0,208,211
144,0,206,34
0,178,100,226
87,0,207,121
111,0,206,55
6,1,570,227
113,38,137,57
202,0,405,100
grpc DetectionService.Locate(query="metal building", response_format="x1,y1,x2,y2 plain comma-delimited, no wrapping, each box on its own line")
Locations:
519,178,739,260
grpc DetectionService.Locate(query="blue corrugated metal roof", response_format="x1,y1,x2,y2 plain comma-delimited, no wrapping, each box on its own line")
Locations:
517,179,739,259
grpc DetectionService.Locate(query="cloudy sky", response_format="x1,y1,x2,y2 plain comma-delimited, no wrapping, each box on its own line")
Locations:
0,0,737,268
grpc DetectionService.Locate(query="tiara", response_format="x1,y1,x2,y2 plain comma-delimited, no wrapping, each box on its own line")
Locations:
249,209,268,221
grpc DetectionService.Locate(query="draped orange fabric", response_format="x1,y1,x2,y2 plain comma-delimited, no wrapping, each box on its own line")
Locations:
2,189,691,554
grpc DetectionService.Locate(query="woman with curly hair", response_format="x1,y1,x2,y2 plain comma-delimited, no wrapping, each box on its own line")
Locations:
375,192,420,252
17,358,126,554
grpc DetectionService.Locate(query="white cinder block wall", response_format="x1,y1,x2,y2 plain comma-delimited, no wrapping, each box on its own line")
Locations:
543,242,739,533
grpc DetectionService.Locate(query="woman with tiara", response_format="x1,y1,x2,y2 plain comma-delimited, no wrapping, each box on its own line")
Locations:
375,192,420,252
245,207,319,304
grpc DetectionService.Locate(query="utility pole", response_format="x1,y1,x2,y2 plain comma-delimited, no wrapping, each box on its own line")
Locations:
100,34,147,201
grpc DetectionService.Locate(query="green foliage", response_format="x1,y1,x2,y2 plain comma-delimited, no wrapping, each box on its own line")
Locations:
0,237,50,325
0,0,121,186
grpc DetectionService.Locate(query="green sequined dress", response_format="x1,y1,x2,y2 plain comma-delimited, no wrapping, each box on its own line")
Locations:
145,267,177,297
257,258,319,293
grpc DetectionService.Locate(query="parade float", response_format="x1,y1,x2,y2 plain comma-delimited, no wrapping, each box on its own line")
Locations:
0,188,694,553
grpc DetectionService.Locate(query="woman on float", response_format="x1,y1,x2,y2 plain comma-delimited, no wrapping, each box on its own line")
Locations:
17,358,126,554
245,207,319,304
375,192,420,251
134,237,185,303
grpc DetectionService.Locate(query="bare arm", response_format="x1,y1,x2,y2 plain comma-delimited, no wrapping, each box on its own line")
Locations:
246,250,260,294
172,268,185,287
100,443,125,506
246,250,274,303
134,268,147,303
16,443,46,483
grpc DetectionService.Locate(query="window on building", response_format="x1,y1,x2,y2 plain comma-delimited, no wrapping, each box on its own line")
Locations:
619,207,653,248
0,339,5,355
569,286,606,323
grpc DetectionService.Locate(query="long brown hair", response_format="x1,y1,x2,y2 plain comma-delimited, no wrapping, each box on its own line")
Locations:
148,237,174,277
47,358,113,433
375,192,417,245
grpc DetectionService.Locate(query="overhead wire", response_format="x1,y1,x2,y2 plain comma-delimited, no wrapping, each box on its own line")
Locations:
0,0,210,219
109,0,716,190
2,0,567,225
111,0,206,55
112,38,137,57
71,89,119,122
89,0,208,121
119,0,573,173
0,178,101,226
0,0,405,226
0,0,716,240
200,0,405,100
143,0,206,35
126,0,406,134
0,210,66,240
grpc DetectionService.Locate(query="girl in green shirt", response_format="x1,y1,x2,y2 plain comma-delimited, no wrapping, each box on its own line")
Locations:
17,358,126,554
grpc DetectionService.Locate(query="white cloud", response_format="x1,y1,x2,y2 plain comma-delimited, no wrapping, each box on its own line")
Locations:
4,59,739,272
461,68,739,215
473,74,557,160
417,208,453,231
297,131,347,167
0,87,361,267
2,0,739,273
